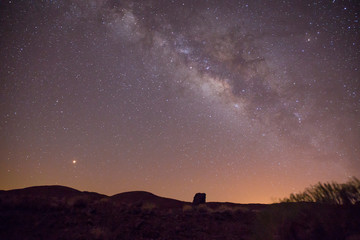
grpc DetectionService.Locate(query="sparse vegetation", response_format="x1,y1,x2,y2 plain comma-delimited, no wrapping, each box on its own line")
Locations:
68,195,89,209
214,204,248,214
252,202,360,240
281,177,360,205
196,203,211,213
182,204,193,212
1,185,360,240
141,201,157,211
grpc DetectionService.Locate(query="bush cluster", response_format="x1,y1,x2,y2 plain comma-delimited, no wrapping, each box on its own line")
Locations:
281,177,360,205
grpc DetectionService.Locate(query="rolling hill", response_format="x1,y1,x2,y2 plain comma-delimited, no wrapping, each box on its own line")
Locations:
1,185,359,240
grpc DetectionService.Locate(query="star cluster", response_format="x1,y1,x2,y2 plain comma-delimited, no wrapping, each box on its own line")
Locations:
0,0,359,203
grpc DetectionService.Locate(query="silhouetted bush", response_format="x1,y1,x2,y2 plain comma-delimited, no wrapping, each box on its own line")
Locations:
182,204,193,212
69,196,88,209
141,202,157,212
214,204,249,214
281,177,360,205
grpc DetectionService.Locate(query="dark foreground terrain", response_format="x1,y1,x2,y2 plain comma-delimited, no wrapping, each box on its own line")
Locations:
1,186,360,240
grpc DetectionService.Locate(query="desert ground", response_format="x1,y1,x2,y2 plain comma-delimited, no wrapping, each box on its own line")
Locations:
1,186,359,240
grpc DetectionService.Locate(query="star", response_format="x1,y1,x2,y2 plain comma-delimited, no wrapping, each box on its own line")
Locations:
0,0,358,203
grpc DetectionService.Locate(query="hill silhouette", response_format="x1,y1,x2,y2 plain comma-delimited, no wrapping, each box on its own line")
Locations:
111,191,186,209
2,185,90,197
1,185,360,240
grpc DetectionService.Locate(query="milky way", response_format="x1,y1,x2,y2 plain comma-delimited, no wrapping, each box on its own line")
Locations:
1,0,359,203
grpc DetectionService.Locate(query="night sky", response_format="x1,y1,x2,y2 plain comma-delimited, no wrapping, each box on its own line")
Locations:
1,0,359,203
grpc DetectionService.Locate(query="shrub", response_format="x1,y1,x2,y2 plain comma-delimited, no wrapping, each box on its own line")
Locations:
214,204,248,214
68,196,89,209
196,204,212,213
281,177,360,205
141,202,156,211
182,204,193,212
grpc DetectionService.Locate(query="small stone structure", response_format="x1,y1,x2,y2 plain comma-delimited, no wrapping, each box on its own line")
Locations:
192,193,206,205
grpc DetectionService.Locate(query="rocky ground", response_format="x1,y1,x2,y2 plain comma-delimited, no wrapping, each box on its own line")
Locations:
0,186,359,240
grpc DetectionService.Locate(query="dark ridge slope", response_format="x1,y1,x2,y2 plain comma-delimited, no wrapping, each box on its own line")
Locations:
0,185,106,199
111,191,186,208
